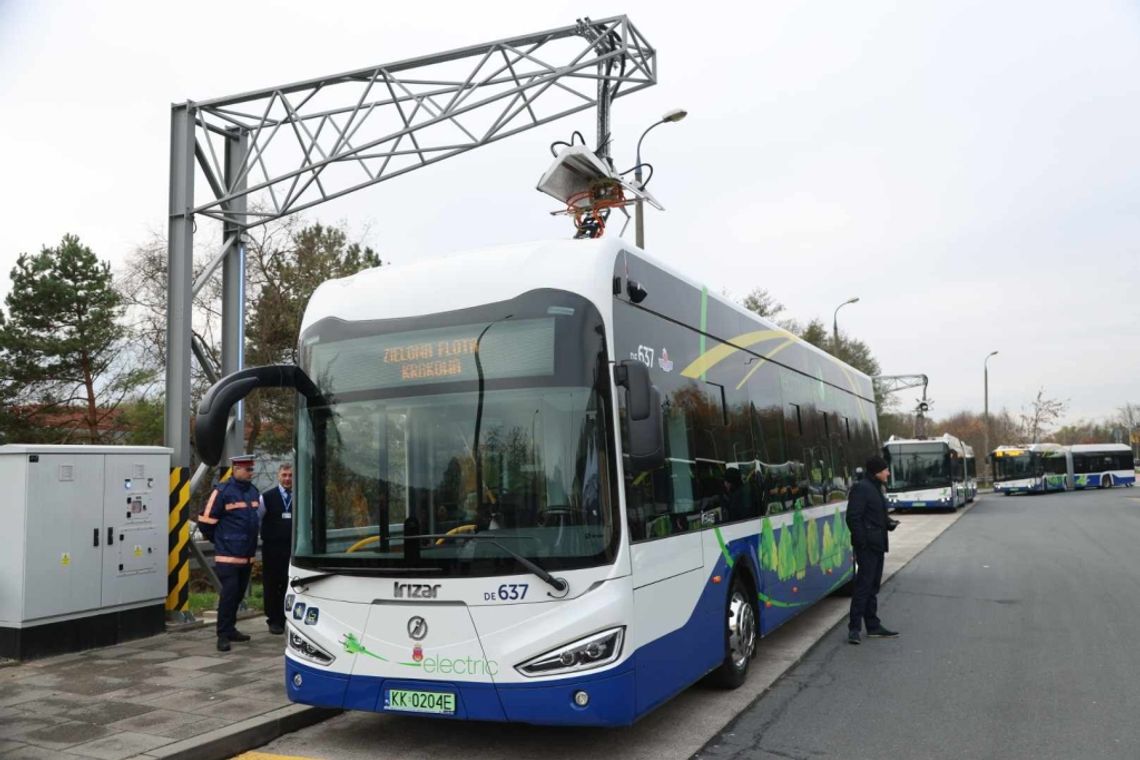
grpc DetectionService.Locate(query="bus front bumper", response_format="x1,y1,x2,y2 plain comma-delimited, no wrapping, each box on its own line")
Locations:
285,657,638,726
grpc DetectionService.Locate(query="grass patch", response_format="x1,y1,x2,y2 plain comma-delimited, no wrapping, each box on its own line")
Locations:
188,583,265,616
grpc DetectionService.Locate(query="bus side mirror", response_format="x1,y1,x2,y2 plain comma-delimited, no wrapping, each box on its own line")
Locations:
615,360,665,473
195,364,323,466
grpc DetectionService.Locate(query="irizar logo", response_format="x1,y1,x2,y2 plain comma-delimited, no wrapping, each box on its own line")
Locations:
394,582,441,599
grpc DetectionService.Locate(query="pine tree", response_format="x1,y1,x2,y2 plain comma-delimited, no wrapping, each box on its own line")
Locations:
0,235,147,442
760,517,778,572
245,223,382,453
777,526,794,582
807,516,820,567
821,522,835,572
832,509,850,553
792,507,807,579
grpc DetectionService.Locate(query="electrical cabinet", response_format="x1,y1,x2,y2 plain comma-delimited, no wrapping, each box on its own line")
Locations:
0,445,171,659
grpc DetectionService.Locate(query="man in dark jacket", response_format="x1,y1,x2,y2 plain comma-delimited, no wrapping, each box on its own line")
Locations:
259,463,293,635
845,455,900,644
199,454,262,652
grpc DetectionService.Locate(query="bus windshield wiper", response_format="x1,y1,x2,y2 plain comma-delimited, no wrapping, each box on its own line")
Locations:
404,533,568,594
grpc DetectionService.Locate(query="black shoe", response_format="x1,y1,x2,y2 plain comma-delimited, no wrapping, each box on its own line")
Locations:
866,625,899,638
847,629,861,645
227,630,251,642
268,623,285,635
217,637,231,652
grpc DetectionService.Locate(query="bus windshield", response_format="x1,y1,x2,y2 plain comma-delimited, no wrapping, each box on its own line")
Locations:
291,293,617,576
885,443,950,492
994,452,1032,481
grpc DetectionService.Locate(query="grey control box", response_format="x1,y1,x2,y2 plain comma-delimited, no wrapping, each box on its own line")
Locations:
0,445,172,659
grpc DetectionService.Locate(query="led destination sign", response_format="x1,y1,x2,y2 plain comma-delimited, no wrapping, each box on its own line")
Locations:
384,337,479,381
309,318,556,394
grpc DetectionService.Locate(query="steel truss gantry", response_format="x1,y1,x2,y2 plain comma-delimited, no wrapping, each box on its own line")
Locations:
164,17,656,617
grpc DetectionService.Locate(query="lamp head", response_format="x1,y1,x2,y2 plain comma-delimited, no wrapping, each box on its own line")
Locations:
661,108,688,123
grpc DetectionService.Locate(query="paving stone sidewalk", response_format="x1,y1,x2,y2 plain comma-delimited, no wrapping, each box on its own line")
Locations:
0,619,335,760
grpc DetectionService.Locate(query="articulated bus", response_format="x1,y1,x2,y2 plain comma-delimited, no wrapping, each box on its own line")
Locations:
195,238,879,726
882,434,975,510
1069,443,1135,489
990,443,1071,494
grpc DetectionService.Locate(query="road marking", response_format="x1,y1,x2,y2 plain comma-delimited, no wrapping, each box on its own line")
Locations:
233,753,323,760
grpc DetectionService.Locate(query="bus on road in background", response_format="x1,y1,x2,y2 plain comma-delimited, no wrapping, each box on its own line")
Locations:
1069,444,1135,489
990,443,1072,495
193,238,880,727
882,434,975,510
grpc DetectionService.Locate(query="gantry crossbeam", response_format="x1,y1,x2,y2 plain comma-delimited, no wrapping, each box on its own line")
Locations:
187,16,656,229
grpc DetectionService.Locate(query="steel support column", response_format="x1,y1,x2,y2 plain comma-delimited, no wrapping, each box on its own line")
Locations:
222,128,248,461
165,103,196,621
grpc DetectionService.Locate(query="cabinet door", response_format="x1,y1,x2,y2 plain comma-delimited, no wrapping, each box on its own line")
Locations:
24,454,105,620
102,455,165,607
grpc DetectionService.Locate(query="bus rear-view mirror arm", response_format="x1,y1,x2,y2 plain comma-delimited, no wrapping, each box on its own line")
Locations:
195,364,325,466
614,359,665,473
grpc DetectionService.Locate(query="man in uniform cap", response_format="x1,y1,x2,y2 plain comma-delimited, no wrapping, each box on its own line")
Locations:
198,454,262,652
845,455,900,645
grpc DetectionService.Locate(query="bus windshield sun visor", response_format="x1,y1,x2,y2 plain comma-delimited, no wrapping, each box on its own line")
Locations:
195,364,326,466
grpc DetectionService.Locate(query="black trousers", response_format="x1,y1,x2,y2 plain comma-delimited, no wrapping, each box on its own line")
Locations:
216,562,252,637
848,547,885,632
262,548,291,628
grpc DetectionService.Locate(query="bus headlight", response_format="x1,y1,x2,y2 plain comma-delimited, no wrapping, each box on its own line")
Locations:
288,627,335,666
515,627,625,677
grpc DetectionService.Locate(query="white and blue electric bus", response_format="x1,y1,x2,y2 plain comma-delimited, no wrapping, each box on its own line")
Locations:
195,238,879,726
1069,443,1135,489
990,443,1071,494
883,434,975,509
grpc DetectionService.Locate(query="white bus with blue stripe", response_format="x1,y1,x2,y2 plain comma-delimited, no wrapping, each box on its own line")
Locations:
990,443,1072,494
883,434,975,510
1069,444,1135,489
194,238,878,726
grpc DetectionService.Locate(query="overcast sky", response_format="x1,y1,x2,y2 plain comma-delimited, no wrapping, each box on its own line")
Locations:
1,0,1137,427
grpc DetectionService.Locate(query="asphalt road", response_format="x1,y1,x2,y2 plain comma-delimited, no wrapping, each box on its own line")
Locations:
698,487,1140,760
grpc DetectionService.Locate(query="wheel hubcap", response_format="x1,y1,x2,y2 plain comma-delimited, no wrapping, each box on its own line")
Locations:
727,590,757,669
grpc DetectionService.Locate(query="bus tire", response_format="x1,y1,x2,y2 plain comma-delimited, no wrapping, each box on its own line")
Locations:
1101,475,1111,489
710,573,757,689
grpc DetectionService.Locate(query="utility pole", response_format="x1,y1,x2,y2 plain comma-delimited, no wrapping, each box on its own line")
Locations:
984,351,999,483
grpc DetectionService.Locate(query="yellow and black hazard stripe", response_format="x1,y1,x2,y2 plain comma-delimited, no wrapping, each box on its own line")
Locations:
167,467,191,614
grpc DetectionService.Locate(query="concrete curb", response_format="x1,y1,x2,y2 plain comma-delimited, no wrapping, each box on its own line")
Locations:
127,704,341,760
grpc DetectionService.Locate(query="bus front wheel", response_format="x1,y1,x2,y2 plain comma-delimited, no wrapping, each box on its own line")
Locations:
710,574,757,689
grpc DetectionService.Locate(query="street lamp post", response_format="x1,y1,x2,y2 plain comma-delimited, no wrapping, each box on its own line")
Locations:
984,350,999,482
832,297,860,349
634,108,687,249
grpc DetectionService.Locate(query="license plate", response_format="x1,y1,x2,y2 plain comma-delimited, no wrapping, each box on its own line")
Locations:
911,502,925,507
384,688,456,715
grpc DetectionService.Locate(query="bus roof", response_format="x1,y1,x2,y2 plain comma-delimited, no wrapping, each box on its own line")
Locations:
885,433,973,457
300,237,874,398
302,238,624,331
1068,443,1131,453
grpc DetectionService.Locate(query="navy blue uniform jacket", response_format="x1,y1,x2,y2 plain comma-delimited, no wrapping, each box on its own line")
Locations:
846,478,890,554
198,478,261,562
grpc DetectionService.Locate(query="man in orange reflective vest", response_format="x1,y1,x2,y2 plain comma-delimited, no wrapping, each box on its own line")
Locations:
198,454,262,652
